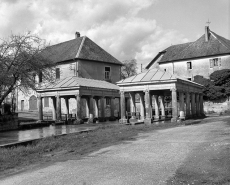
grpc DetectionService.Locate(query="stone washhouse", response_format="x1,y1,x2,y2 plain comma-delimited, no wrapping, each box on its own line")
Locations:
117,68,204,124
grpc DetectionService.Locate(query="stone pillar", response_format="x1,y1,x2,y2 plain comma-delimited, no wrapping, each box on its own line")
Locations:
64,97,69,119
185,92,191,118
179,91,185,120
119,91,127,124
94,98,99,118
100,96,105,119
129,92,136,118
139,92,145,120
171,88,178,122
191,93,196,117
200,94,204,115
75,94,81,120
38,95,43,122
154,95,160,121
51,97,56,121
159,95,165,119
110,97,115,118
88,96,94,123
196,93,200,117
144,90,151,125
56,95,61,121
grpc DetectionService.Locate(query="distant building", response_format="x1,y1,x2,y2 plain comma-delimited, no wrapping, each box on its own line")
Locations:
17,32,122,122
146,26,230,81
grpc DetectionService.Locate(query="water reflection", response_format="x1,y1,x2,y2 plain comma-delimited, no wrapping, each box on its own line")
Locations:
0,125,94,146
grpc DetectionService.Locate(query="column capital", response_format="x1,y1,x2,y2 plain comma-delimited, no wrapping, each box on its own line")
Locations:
170,88,177,92
75,93,81,98
144,89,149,93
120,91,125,95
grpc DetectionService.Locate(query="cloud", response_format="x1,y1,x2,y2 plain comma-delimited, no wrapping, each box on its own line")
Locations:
0,0,189,67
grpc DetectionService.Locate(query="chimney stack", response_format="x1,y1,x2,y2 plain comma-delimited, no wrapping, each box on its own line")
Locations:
205,26,209,42
75,32,80,38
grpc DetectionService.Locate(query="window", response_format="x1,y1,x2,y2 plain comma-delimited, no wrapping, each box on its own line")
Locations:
44,97,49,107
164,69,166,72
105,67,111,80
187,78,192,81
187,62,192,70
38,71,42,83
56,68,60,79
210,58,221,68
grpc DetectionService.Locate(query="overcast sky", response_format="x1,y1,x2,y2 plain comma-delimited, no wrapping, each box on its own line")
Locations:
0,0,229,68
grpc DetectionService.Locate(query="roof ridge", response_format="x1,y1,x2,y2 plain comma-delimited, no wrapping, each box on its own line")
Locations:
76,36,86,58
210,31,230,50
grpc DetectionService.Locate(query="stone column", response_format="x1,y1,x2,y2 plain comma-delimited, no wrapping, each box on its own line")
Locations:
51,97,56,121
110,97,115,118
185,92,191,118
94,98,99,118
64,97,69,119
100,96,105,120
38,95,43,122
196,93,200,117
154,95,160,121
144,90,151,125
119,91,127,124
75,94,81,120
171,88,178,122
191,93,196,117
139,92,145,120
179,91,185,120
159,95,165,119
129,92,136,118
200,94,204,116
88,96,94,123
56,95,62,121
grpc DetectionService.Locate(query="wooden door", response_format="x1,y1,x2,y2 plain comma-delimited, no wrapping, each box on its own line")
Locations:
29,95,37,110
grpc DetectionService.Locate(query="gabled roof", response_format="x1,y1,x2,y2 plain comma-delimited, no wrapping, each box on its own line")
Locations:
41,36,122,65
146,29,230,68
38,76,119,91
117,68,202,87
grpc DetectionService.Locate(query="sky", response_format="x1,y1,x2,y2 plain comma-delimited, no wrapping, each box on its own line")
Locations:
0,0,229,69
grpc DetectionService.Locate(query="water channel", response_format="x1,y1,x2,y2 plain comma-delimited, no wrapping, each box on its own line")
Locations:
0,125,96,146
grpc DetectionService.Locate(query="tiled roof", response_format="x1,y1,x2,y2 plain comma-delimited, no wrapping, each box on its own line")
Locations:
41,36,122,65
38,76,119,91
117,68,202,86
146,29,230,68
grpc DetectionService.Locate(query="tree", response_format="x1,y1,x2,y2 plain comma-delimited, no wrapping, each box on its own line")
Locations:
121,59,138,79
0,32,54,105
194,69,230,101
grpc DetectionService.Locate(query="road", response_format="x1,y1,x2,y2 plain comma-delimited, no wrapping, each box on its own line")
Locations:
1,116,230,185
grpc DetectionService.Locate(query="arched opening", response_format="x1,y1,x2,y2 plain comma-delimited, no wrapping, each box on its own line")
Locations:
29,95,37,110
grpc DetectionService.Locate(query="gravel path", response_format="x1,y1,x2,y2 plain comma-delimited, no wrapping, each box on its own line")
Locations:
1,116,229,185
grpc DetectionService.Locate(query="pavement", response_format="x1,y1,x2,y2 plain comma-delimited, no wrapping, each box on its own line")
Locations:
1,116,230,185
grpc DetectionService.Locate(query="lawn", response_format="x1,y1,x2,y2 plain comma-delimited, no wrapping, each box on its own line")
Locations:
0,121,185,177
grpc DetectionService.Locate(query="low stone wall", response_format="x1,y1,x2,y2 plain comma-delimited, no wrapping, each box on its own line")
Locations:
204,99,230,114
0,114,19,131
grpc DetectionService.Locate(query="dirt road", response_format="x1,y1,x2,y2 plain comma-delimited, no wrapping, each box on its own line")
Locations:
1,116,230,185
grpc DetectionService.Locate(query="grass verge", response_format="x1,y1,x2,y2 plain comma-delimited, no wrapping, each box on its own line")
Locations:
0,121,184,177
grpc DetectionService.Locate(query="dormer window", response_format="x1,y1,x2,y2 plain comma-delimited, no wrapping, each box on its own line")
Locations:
105,67,111,80
210,58,221,68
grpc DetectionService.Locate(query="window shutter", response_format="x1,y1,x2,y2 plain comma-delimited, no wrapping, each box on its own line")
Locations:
210,59,213,68
219,58,221,66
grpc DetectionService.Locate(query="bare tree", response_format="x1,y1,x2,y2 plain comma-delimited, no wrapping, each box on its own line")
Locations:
121,59,138,79
0,32,55,105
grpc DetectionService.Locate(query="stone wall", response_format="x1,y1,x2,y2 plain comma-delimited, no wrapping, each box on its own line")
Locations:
204,99,230,114
0,114,19,131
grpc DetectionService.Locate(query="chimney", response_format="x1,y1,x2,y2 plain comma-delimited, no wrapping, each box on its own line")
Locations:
205,26,209,42
75,32,80,38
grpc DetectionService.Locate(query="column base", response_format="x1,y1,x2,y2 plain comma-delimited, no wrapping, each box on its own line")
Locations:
119,118,127,124
73,119,84,124
144,118,152,125
129,117,138,125
87,118,94,124
171,117,178,122
154,116,160,121
161,116,166,120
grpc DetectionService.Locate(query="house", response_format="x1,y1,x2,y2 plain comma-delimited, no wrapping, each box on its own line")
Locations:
17,32,123,122
146,26,230,81
145,26,230,113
